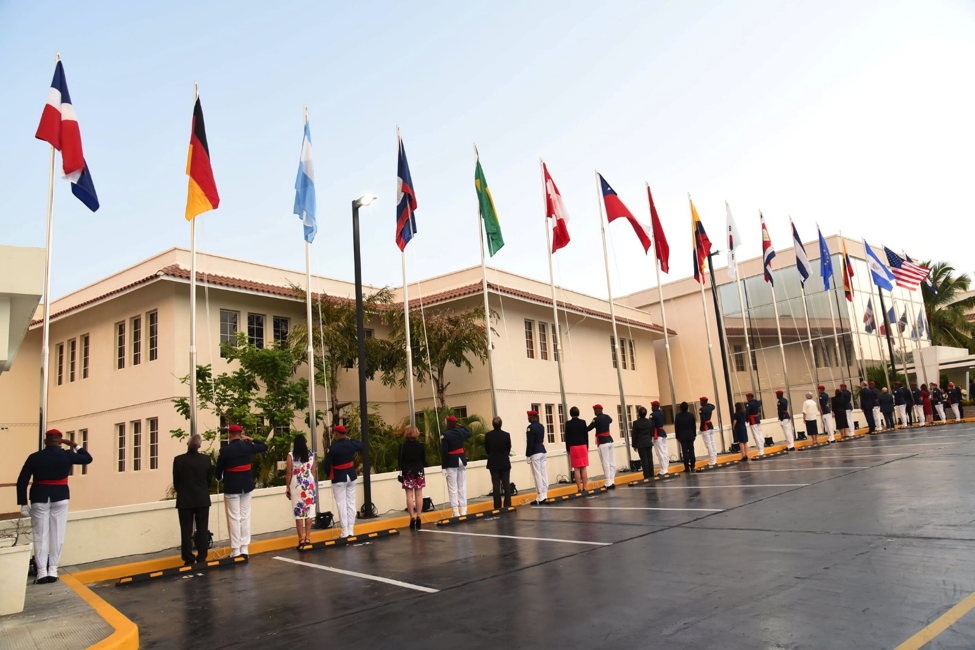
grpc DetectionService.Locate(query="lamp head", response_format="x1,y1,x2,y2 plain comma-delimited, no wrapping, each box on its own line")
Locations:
355,195,377,208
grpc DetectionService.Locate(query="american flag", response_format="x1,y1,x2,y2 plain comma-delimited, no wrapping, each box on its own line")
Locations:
884,247,929,290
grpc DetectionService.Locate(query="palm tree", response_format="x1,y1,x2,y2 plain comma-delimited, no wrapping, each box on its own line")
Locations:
920,262,975,352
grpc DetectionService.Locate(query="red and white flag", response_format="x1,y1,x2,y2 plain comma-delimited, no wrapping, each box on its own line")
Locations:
543,162,571,253
36,60,86,181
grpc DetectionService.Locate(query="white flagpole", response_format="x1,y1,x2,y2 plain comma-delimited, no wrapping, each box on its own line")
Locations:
902,249,930,386
38,54,59,448
862,239,892,390
763,214,792,407
541,160,570,474
793,219,821,391
475,145,498,417
595,171,632,467
890,294,913,390
189,82,199,441
730,207,758,397
302,108,318,473
693,197,724,455
650,184,678,429
839,230,867,384
400,128,416,427
819,226,844,386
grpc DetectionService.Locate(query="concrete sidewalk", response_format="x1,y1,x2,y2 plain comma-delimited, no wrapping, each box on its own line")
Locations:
0,576,114,649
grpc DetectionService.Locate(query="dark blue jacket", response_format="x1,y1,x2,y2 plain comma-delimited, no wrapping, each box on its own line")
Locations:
746,399,762,424
732,412,748,438
894,387,907,406
842,389,853,410
215,438,268,494
526,421,546,456
912,387,922,405
17,445,93,505
323,437,364,483
650,409,667,438
819,391,831,414
949,387,962,405
699,403,715,431
902,387,914,406
587,413,614,445
931,387,944,404
441,426,472,468
777,397,790,420
860,388,876,410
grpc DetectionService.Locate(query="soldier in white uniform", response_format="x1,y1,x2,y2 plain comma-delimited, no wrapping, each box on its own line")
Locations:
698,397,718,466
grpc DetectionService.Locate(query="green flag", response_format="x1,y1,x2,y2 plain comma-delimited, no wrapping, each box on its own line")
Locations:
474,155,504,256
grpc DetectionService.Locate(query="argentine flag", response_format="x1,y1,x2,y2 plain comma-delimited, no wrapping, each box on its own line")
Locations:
294,118,317,243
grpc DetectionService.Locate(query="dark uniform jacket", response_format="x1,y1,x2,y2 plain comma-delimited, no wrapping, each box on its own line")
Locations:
746,399,763,424
484,428,511,472
931,387,944,405
173,449,213,509
949,387,963,405
587,413,614,445
894,388,906,406
631,416,654,448
441,426,472,468
860,388,876,410
819,391,831,414
650,409,667,438
526,421,546,457
674,412,697,442
777,397,790,420
880,392,895,412
323,437,364,482
565,417,589,449
699,403,715,431
912,387,923,405
17,445,93,505
842,389,854,410
215,438,268,494
903,387,915,407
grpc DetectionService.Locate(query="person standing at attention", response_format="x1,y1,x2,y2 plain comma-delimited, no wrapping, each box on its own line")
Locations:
484,417,512,509
921,383,933,424
841,383,855,437
441,416,472,517
651,401,670,476
776,389,795,450
631,406,655,479
746,392,765,456
215,425,268,558
565,407,591,492
398,426,426,529
911,382,924,426
732,402,750,461
818,385,835,443
802,392,821,445
674,402,697,475
879,387,895,431
832,389,850,438
859,381,877,434
893,381,908,427
526,410,548,503
948,382,963,420
285,434,317,546
587,405,616,489
901,380,916,426
173,434,212,565
323,425,364,538
698,397,718,467
930,382,946,422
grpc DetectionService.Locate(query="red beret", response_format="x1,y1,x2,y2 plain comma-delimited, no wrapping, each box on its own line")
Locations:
746,392,754,398
775,390,784,395
445,416,458,423
840,383,847,388
45,429,63,437
868,381,875,386
699,396,708,402
333,425,346,434
651,400,660,407
931,381,938,386
911,382,917,386
527,410,538,416
592,404,603,410
817,385,825,390
228,425,243,434
949,382,955,387
894,381,901,386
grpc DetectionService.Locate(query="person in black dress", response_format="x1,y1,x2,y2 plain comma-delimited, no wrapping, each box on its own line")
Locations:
674,402,697,475
732,402,749,461
399,426,427,529
832,389,849,436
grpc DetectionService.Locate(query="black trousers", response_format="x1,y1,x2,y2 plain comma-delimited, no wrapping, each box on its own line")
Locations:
637,446,654,478
882,409,895,430
906,405,915,425
490,470,512,509
679,440,696,471
863,407,876,433
178,507,210,563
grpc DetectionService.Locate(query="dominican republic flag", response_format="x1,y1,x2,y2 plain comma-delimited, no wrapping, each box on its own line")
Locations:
906,253,937,295
882,306,897,336
648,184,669,273
760,213,776,285
842,239,855,302
726,202,741,280
598,174,651,253
791,220,810,287
396,134,417,250
35,60,99,212
818,227,833,291
884,247,931,291
543,162,570,253
690,198,712,284
294,117,317,243
898,308,908,333
863,240,895,292
864,298,876,333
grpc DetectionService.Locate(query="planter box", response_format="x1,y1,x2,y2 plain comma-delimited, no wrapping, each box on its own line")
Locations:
0,543,33,615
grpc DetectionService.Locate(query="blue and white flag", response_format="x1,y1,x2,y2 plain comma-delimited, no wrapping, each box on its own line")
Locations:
818,227,833,291
863,240,895,291
294,118,317,244
791,221,810,286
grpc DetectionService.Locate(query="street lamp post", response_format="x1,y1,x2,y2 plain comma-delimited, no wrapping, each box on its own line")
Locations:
352,194,377,519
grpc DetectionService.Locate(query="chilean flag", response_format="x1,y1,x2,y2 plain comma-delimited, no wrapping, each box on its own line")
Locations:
598,173,651,253
35,60,99,212
395,134,417,251
761,212,776,285
542,162,570,253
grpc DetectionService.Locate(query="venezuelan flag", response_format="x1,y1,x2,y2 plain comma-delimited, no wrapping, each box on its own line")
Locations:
185,97,219,220
690,198,712,284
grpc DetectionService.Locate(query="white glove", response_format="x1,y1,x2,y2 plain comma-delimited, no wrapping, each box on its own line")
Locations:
21,505,30,517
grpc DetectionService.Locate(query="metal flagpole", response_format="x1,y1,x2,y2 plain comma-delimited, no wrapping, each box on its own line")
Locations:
705,253,730,451
38,141,57,447
901,266,928,386
595,171,632,467
541,160,570,473
862,239,893,389
691,195,723,456
793,221,821,391
648,184,678,438
819,226,845,385
189,82,199,441
476,145,498,417
891,294,913,389
400,130,416,427
728,203,758,397
768,283,792,408
839,231,867,384
301,107,319,515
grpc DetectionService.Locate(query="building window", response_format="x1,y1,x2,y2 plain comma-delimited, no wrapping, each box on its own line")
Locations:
531,403,541,423
116,423,126,472
844,338,854,367
82,335,90,379
220,310,239,358
813,344,821,369
551,325,560,362
248,314,265,348
452,406,468,419
116,321,126,369
545,404,555,443
620,338,628,369
627,405,634,425
557,404,565,442
57,343,64,385
273,317,289,344
538,323,549,360
733,345,745,372
132,420,142,471
148,418,159,470
80,429,88,475
617,405,625,435
148,311,158,362
628,339,636,371
132,315,142,366
524,320,536,359
68,339,77,382
610,336,618,369
751,350,758,371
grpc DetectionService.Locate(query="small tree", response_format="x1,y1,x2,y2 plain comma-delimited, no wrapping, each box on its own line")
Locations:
920,261,975,352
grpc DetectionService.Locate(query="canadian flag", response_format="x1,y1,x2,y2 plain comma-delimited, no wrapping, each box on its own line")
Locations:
543,162,571,253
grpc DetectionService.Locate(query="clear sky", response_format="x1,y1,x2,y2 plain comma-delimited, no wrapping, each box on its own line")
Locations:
2,1,973,301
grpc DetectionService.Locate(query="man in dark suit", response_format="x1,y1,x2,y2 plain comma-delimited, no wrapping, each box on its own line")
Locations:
484,417,512,508
173,434,213,566
215,425,267,558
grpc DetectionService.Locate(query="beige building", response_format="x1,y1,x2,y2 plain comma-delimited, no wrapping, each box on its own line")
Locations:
0,248,670,511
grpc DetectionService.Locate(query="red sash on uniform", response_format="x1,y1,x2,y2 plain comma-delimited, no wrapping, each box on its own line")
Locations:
329,461,353,480
448,448,465,455
35,478,69,485
702,420,713,431
654,427,665,440
596,432,611,437
748,414,760,425
226,465,251,472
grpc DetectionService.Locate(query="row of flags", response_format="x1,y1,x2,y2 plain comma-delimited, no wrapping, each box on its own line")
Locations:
864,298,928,340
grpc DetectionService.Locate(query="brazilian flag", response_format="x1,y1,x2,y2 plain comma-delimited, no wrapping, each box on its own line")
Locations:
474,154,504,256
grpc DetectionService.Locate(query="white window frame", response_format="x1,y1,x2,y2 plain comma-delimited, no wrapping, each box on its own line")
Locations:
248,313,266,349
115,321,126,369
147,311,159,362
524,320,536,359
220,310,239,358
538,322,548,361
116,423,126,472
80,429,89,475
57,343,64,385
148,418,159,470
82,334,90,379
69,339,76,382
544,404,555,443
132,420,142,471
132,315,142,366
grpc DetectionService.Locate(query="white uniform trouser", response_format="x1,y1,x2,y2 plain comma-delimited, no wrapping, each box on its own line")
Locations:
31,499,69,579
750,422,765,455
914,404,924,424
700,430,717,465
597,443,616,487
896,405,907,427
332,478,357,537
822,413,836,441
780,418,795,448
443,466,468,516
846,409,855,436
951,404,961,421
529,453,548,502
935,404,946,422
652,437,669,475
873,406,883,430
225,492,253,556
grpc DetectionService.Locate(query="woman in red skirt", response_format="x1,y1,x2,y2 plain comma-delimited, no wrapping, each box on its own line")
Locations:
921,384,933,424
564,406,590,492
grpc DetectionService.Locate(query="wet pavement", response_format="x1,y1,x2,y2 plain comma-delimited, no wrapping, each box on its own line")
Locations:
92,424,975,649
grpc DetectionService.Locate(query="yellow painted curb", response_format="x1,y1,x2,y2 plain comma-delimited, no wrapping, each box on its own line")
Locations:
61,574,139,649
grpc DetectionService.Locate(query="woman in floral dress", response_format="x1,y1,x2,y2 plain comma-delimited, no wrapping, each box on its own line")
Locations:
285,434,317,545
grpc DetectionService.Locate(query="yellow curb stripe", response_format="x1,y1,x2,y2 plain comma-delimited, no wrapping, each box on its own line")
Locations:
895,590,975,649
61,574,139,650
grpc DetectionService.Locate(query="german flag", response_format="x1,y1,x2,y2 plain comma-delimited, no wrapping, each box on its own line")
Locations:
185,97,219,220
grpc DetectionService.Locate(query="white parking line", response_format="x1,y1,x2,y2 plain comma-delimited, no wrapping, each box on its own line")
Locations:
729,467,867,472
273,556,439,593
532,506,724,512
632,484,809,489
419,529,610,546
794,453,911,459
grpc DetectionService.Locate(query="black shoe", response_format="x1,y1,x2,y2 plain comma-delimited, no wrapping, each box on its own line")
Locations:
415,518,422,530
240,554,249,561
184,560,195,567
410,517,417,529
607,484,616,490
196,556,208,564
